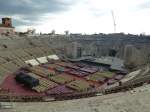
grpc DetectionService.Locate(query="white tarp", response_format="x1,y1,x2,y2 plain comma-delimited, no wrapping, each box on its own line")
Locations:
47,55,59,60
37,56,48,64
25,59,39,66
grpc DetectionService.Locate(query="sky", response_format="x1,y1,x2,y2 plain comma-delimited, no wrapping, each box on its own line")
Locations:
0,0,150,34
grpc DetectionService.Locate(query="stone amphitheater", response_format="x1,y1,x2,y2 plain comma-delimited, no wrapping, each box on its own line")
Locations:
0,34,150,112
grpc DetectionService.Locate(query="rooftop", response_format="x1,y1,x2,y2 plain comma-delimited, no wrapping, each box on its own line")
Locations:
83,56,127,72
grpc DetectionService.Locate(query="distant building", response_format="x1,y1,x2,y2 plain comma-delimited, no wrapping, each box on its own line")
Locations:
0,17,15,35
64,30,69,36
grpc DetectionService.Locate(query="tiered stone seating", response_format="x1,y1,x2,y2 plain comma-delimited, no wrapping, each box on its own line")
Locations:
40,47,54,56
34,47,46,57
0,51,27,67
24,47,45,58
12,49,33,61
1,62,20,73
0,66,11,83
123,70,150,86
40,37,51,46
28,38,45,47
0,51,16,60
0,36,56,84
14,37,34,49
0,57,7,64
106,67,150,92
11,59,26,67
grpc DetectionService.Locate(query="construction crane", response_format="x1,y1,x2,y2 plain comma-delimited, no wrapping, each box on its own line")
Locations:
111,10,116,33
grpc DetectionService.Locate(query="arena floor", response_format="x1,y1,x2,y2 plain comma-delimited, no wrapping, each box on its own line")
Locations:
0,61,125,97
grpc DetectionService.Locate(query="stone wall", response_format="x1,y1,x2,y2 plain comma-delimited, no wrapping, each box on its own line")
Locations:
48,34,150,68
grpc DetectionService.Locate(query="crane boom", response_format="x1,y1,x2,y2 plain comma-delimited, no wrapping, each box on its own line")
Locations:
111,10,116,33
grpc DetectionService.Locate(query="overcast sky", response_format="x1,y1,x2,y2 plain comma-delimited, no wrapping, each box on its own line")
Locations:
0,0,150,34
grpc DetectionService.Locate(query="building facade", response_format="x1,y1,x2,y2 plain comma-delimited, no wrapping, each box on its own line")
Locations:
0,17,15,35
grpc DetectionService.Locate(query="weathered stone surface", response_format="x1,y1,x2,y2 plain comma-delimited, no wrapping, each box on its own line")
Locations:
49,35,150,68
124,45,147,68
9,84,150,112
